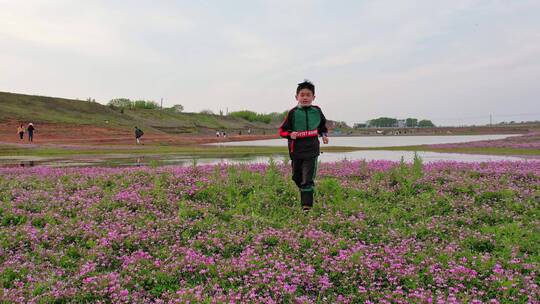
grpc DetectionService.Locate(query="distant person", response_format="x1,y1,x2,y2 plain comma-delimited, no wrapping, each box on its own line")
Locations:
216,131,221,137
223,131,227,138
239,130,242,136
27,123,35,142
247,128,251,135
17,124,25,140
134,126,144,145
279,80,328,211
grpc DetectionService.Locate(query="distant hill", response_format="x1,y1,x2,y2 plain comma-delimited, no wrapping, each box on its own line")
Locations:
0,91,278,135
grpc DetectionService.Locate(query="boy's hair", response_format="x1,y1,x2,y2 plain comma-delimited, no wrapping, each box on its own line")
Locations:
296,80,315,95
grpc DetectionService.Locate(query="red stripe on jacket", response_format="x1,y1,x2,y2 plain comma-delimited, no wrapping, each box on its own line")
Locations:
278,111,292,138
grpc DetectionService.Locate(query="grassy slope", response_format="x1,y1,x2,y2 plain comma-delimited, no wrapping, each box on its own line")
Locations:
0,91,277,133
0,92,132,127
124,108,272,134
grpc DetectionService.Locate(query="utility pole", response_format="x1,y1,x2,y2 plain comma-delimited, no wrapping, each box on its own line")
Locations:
161,98,163,109
490,114,492,126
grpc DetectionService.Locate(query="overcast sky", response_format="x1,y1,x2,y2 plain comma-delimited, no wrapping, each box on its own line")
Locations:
1,0,539,126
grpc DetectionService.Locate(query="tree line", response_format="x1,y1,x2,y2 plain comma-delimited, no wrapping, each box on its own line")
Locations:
107,98,185,112
227,110,287,124
107,98,288,124
354,117,435,128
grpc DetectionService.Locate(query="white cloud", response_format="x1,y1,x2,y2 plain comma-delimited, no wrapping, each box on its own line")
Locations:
0,1,193,60
0,0,539,125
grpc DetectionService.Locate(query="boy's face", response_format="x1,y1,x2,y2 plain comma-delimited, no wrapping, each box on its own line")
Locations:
296,88,315,107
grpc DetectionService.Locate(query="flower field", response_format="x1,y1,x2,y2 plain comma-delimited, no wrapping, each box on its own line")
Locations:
427,132,540,151
0,159,539,303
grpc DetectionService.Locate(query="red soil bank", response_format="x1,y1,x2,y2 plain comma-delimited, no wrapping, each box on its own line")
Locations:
0,121,278,147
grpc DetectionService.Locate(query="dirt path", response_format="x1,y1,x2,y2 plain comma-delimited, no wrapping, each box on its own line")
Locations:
3,120,537,150
0,121,278,148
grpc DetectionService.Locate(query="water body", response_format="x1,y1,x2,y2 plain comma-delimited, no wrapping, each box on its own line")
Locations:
0,135,529,168
211,134,520,147
0,150,526,168
161,151,524,165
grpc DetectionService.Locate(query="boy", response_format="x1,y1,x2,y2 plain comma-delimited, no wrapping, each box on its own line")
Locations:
279,80,329,211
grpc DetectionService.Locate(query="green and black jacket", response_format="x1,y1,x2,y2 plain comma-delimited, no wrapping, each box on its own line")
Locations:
279,105,328,159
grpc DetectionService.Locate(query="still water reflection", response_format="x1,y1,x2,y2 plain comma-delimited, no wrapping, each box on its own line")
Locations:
0,150,526,168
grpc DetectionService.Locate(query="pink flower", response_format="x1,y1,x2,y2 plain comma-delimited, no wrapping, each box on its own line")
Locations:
319,274,333,291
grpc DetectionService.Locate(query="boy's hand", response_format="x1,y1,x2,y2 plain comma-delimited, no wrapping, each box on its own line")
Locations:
290,132,298,139
322,135,329,144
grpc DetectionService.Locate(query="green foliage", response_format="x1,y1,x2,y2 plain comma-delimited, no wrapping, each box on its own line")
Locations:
475,189,515,204
108,98,133,109
318,178,345,206
193,160,298,223
367,117,397,128
1,267,28,289
418,119,435,127
108,98,159,110
270,111,288,122
147,271,180,297
133,100,159,109
386,154,424,196
228,110,276,124
170,104,184,113
333,121,350,129
406,118,418,127
365,117,435,128
1,213,27,226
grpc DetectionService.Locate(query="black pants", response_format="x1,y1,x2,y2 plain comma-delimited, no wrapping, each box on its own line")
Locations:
28,131,33,142
19,132,24,140
291,156,318,207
